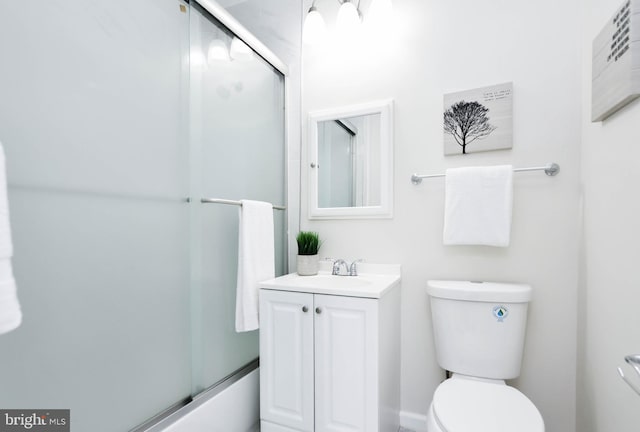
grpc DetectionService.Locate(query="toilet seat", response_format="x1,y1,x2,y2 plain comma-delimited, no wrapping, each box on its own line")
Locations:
432,378,544,432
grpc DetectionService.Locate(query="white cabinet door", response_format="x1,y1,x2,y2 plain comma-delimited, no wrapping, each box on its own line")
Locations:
260,289,315,432
314,294,378,432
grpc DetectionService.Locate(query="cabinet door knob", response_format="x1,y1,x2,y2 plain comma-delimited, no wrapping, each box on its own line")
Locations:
302,306,308,313
315,307,322,314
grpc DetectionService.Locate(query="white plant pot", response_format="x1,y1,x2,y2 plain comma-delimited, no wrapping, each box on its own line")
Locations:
297,254,319,276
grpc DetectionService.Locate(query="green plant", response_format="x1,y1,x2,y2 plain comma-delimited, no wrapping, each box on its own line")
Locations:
296,231,321,256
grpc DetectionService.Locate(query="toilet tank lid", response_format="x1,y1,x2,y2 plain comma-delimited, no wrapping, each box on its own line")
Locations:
427,280,532,303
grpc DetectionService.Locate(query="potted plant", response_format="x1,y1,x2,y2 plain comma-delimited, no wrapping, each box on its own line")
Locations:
296,231,321,276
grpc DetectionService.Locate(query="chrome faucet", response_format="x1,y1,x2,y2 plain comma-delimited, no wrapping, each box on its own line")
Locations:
332,259,349,276
332,259,363,276
349,259,363,276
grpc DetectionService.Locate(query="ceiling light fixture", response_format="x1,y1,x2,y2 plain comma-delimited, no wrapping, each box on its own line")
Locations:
336,0,361,33
208,39,230,63
230,37,254,61
303,0,373,45
303,4,327,45
368,0,392,24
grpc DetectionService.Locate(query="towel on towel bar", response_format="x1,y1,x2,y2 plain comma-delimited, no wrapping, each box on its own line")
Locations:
0,272,21,334
0,142,21,334
443,165,513,247
235,200,275,332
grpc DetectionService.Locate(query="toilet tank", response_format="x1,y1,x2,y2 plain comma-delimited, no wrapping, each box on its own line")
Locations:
426,280,532,380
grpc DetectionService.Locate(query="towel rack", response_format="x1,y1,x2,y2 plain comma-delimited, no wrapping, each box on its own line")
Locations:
618,354,640,397
199,197,286,211
410,162,560,185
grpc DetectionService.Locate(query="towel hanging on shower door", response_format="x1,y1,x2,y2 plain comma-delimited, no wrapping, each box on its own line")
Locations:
0,141,21,334
235,199,275,332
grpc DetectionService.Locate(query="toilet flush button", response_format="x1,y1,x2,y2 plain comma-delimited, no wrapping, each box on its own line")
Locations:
493,305,509,322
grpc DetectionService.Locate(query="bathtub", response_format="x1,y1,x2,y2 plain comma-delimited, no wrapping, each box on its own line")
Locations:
144,362,260,432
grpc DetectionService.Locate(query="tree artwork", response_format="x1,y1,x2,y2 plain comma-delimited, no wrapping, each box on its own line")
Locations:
443,101,497,154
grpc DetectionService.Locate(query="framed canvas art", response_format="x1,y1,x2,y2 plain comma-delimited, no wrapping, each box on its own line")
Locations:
443,82,513,155
592,0,640,122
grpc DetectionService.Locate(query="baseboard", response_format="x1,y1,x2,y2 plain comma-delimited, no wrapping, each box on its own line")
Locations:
399,410,428,432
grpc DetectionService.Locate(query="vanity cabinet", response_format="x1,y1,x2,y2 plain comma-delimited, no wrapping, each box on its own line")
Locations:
259,270,400,432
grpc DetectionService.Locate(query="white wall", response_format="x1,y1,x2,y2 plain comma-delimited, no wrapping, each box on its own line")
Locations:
302,1,581,431
578,1,640,431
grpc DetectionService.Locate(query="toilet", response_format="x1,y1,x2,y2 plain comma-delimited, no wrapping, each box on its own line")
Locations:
426,280,544,432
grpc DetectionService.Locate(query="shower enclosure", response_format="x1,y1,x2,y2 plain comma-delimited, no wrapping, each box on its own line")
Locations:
0,1,286,430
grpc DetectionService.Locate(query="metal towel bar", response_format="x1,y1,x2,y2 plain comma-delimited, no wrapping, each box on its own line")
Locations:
200,198,286,211
410,162,560,185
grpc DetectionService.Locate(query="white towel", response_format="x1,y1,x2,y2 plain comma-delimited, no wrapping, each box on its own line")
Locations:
0,273,21,334
443,165,513,247
0,142,21,334
235,200,275,332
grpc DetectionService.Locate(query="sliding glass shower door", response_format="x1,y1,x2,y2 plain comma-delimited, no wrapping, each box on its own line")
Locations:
188,2,286,394
0,0,285,430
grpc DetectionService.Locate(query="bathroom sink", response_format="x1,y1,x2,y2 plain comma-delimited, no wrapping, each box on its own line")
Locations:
259,266,401,299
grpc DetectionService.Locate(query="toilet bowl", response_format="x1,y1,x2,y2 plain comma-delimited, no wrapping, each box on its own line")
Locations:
426,280,545,432
426,375,544,432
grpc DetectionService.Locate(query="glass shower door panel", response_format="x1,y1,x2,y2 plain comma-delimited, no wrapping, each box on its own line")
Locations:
0,1,191,431
190,4,286,391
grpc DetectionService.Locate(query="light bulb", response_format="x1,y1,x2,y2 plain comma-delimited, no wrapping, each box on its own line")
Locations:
336,1,361,32
303,6,326,45
190,48,207,69
368,0,392,24
207,39,229,63
230,37,253,61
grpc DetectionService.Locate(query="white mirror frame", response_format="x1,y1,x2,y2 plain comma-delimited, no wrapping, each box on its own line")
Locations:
308,99,394,219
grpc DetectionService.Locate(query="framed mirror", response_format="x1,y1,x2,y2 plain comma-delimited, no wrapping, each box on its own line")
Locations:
308,99,393,219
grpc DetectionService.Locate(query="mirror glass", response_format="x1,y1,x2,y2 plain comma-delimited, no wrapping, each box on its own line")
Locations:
309,100,393,219
317,114,381,208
